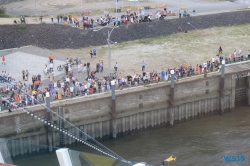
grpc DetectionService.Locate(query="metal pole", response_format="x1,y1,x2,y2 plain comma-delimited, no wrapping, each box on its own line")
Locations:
170,70,175,127
108,31,111,76
116,1,117,21
220,60,225,115
178,0,180,11
81,0,83,12
111,80,117,138
158,0,159,10
122,0,123,12
138,0,139,19
46,92,53,152
34,0,37,18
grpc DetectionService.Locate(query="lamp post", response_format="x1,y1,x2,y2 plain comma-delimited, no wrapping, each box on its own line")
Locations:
34,0,37,18
81,0,83,12
93,26,117,75
187,22,196,30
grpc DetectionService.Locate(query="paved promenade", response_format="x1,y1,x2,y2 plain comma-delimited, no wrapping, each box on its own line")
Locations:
0,45,107,87
0,0,248,24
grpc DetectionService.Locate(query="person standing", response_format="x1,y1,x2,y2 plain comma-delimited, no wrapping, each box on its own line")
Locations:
57,15,60,23
68,63,71,73
78,64,81,73
37,73,41,81
179,10,182,19
142,60,146,71
90,49,93,58
49,62,53,72
65,64,69,75
49,53,54,63
93,48,97,57
39,15,43,22
193,9,196,16
100,60,103,73
44,65,48,78
161,70,165,81
219,46,223,54
22,70,25,81
26,70,29,81
51,14,54,22
2,56,6,65
114,62,118,72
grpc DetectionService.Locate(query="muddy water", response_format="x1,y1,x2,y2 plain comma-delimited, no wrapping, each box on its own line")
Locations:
13,106,250,166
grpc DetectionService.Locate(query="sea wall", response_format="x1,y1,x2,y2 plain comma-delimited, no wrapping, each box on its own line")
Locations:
1,10,250,50
1,58,250,157
0,72,240,157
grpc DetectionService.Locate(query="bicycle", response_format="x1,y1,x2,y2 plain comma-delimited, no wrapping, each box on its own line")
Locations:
57,64,67,71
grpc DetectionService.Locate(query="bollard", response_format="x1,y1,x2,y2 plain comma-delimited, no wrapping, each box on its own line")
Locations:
170,70,175,127
220,60,225,115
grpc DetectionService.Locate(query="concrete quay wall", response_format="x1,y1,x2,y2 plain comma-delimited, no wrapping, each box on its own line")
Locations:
0,72,241,156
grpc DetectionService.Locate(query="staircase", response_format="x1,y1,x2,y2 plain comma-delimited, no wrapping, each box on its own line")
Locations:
235,86,247,107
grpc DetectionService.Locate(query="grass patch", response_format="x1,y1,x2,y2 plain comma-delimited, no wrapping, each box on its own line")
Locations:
0,6,11,18
0,13,11,18
55,23,250,75
18,24,26,32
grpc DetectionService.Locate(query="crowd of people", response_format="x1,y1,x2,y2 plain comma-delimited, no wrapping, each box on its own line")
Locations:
47,7,194,29
1,48,250,112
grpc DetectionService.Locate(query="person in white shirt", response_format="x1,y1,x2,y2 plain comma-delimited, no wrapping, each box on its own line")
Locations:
238,50,242,55
44,65,48,78
68,63,71,72
61,82,64,88
49,63,53,72
70,86,74,98
78,64,81,73
53,81,57,88
65,76,70,86
114,62,118,72
212,57,215,63
247,50,250,59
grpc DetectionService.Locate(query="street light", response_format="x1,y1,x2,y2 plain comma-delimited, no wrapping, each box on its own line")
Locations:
34,0,37,18
93,26,118,75
187,22,196,30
